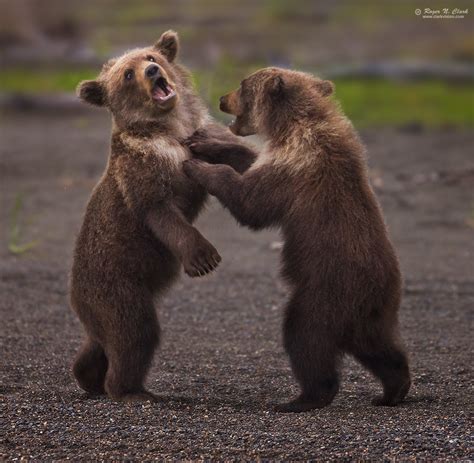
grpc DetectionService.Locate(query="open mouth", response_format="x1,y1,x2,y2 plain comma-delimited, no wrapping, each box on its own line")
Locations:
228,117,239,132
228,119,239,135
228,117,238,129
152,76,176,102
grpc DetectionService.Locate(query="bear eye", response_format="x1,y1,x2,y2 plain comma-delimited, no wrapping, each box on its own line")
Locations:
147,55,156,62
124,69,134,81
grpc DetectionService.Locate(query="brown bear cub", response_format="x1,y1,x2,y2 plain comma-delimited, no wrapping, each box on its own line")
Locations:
70,31,255,402
184,67,411,412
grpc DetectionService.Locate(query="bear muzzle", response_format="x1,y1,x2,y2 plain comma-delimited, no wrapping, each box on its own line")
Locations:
145,64,176,105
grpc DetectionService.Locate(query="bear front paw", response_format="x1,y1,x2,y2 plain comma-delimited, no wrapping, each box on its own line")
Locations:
183,128,212,146
183,158,205,176
187,141,214,158
183,238,222,278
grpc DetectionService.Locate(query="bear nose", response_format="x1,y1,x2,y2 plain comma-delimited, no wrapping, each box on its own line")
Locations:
219,96,228,112
145,64,159,79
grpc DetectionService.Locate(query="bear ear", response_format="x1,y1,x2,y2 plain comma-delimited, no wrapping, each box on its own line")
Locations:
76,80,106,107
154,30,179,62
268,75,285,97
315,79,334,97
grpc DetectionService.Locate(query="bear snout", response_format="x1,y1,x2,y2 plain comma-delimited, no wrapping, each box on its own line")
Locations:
219,95,229,113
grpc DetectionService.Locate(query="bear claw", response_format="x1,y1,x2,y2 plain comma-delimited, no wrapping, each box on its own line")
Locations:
184,251,221,278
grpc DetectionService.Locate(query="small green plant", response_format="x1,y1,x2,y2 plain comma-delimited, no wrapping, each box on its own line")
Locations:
466,205,474,229
8,194,39,255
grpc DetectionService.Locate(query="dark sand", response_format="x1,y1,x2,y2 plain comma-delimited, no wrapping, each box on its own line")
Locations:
1,112,472,460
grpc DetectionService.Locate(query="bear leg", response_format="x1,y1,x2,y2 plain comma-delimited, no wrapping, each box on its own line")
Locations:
103,299,160,403
277,297,340,412
351,330,410,406
72,338,108,395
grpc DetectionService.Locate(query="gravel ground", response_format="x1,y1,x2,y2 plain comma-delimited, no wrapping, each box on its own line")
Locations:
0,112,473,460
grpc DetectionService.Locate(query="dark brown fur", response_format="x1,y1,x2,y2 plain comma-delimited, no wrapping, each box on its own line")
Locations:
184,67,411,412
70,31,254,402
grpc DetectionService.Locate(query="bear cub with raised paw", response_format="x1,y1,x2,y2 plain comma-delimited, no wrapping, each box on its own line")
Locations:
184,67,411,412
70,31,255,403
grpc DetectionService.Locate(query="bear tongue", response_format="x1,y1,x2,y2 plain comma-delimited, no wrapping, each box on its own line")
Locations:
153,86,167,99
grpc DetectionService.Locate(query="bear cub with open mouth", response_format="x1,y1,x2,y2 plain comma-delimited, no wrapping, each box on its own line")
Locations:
70,31,255,402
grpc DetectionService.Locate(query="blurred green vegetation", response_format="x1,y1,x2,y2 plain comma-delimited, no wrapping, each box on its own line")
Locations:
333,79,473,127
8,193,39,255
0,68,97,94
1,67,472,127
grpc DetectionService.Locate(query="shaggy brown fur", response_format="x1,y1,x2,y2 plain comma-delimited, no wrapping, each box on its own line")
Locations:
184,67,411,412
70,31,255,402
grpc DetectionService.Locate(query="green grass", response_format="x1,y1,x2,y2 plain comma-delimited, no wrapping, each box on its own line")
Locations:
0,68,97,94
8,193,39,255
332,78,474,127
1,67,472,127
0,69,99,94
